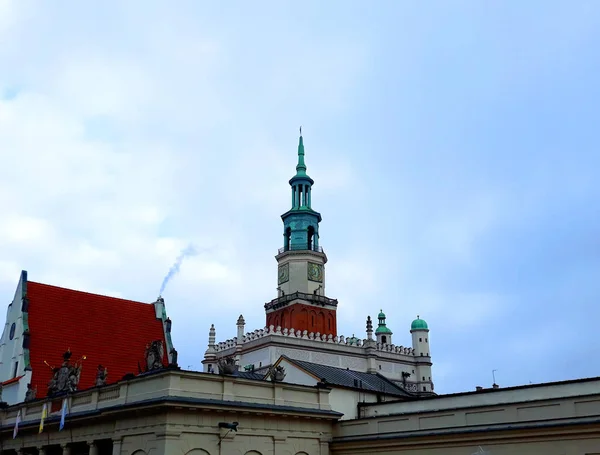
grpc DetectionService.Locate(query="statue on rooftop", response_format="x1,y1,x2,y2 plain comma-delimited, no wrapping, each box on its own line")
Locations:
46,349,85,396
169,348,178,368
145,340,165,371
217,356,237,375
271,365,286,382
95,364,108,387
25,383,37,402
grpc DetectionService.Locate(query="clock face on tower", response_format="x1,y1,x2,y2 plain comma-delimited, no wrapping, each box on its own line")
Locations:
278,263,289,284
307,262,323,283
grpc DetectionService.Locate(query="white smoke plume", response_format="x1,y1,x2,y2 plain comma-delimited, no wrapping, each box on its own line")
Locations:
159,243,199,295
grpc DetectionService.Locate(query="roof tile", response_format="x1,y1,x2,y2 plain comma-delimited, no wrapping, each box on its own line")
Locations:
27,282,168,396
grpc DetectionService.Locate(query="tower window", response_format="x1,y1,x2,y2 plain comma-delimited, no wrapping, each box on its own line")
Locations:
312,315,315,325
412,369,415,374
378,365,381,370
307,225,315,250
425,338,428,342
423,386,426,391
421,352,423,356
422,376,425,381
13,361,18,378
284,227,291,251
382,335,387,344
419,338,422,342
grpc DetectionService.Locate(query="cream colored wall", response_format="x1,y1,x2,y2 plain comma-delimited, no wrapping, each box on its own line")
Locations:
277,251,326,296
331,438,600,455
332,380,600,455
359,377,600,417
328,389,382,421
0,369,337,455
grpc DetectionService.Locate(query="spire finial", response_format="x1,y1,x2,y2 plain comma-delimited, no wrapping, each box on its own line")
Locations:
296,128,306,174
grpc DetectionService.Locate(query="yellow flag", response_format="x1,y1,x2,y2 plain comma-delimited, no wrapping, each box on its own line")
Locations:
39,403,47,434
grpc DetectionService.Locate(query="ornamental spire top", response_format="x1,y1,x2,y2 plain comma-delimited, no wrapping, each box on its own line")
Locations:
295,126,307,176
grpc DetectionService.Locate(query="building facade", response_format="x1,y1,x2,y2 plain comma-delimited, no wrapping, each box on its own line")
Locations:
0,368,339,455
202,133,434,394
331,376,600,454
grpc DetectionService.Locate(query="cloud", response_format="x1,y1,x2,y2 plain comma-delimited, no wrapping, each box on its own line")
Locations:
2,1,600,396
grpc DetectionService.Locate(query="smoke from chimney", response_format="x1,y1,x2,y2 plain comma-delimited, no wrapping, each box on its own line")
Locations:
159,243,200,295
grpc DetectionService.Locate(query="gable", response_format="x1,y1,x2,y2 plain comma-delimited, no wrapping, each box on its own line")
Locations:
0,271,28,382
266,358,319,386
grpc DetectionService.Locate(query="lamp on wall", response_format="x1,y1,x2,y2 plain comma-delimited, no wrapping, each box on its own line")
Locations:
217,421,239,446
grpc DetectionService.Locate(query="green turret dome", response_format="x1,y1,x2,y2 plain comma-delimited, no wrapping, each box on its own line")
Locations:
375,309,393,334
411,316,428,330
375,325,392,334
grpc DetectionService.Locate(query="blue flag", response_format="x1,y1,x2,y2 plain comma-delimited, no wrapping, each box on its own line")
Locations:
59,398,68,431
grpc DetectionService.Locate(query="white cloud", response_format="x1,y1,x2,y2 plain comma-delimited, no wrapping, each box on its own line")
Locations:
0,1,366,372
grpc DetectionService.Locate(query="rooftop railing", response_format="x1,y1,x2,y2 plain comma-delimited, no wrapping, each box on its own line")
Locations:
278,244,324,254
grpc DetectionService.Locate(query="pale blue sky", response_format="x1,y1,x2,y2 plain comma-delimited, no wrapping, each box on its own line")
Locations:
1,1,599,394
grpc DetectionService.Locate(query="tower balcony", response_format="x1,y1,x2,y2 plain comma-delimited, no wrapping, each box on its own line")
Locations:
278,244,324,254
265,291,338,311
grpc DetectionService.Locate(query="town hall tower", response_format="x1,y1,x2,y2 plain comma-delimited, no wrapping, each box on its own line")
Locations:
265,130,338,336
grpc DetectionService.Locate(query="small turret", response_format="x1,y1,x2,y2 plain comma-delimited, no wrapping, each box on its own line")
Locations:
236,315,245,342
410,315,429,356
375,310,393,345
366,316,374,341
410,315,433,393
203,324,217,373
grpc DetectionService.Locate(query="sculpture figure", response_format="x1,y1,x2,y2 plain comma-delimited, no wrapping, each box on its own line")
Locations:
169,348,178,367
25,383,37,402
145,340,165,371
95,364,108,387
271,365,286,382
47,349,85,396
217,356,237,375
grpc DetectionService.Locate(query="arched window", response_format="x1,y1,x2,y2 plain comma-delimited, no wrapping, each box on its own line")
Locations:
284,227,291,251
307,226,315,250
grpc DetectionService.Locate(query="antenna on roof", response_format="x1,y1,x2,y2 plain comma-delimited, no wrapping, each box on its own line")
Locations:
492,369,498,385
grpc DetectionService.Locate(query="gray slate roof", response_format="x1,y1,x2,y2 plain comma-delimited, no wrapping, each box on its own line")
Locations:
236,371,266,381
282,356,413,397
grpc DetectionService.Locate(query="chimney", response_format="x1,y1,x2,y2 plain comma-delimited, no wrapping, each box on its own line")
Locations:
492,383,499,389
475,386,483,391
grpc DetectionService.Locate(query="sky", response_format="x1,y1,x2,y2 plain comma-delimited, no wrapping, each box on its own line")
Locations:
1,0,599,395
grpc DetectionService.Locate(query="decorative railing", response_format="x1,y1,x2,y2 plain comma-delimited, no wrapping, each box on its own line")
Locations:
264,291,338,310
278,244,324,254
214,325,416,357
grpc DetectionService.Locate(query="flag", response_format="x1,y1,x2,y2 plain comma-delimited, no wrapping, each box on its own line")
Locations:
38,403,48,434
12,409,21,439
59,398,68,431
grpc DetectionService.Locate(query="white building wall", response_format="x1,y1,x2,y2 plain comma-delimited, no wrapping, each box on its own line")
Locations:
0,271,29,405
239,346,272,370
275,358,317,386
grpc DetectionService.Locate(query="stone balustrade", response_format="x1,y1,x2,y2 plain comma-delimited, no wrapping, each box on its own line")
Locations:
215,325,417,356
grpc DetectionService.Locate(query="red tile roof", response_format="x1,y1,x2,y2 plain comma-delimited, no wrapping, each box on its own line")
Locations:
27,281,168,396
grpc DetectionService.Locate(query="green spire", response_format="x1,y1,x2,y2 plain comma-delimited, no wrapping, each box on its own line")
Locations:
296,127,307,176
